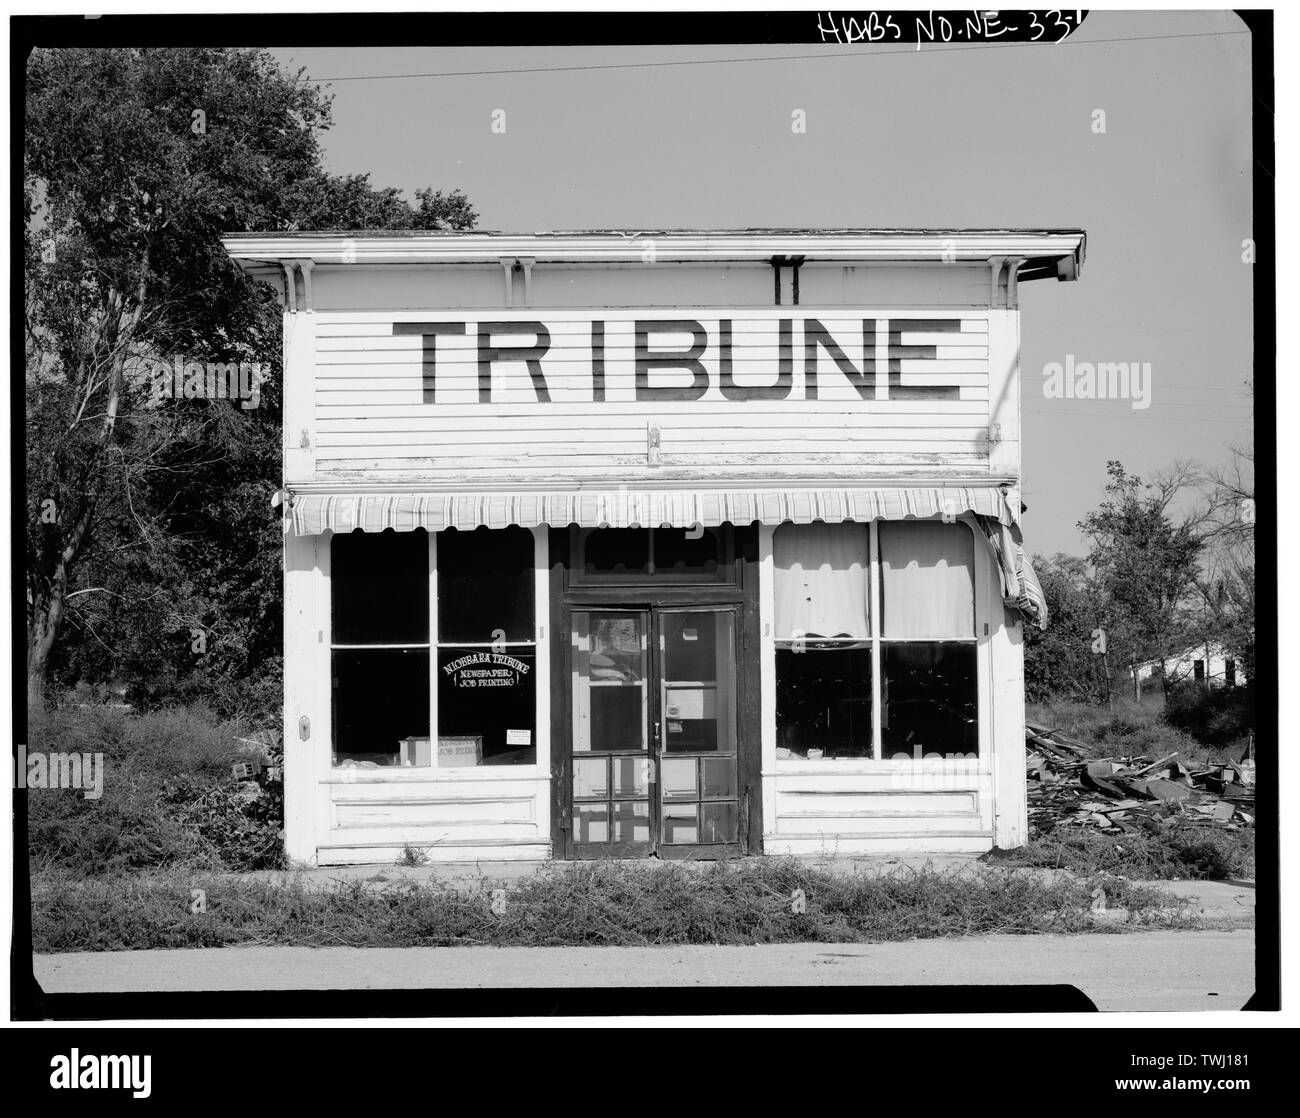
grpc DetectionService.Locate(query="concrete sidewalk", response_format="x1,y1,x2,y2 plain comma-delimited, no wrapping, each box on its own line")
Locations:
33,929,1254,1012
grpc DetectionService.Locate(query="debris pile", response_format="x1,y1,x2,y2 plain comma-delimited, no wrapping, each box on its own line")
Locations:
1025,721,1255,836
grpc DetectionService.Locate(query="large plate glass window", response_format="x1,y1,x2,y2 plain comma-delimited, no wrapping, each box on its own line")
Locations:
436,526,536,766
773,519,979,761
773,523,873,760
879,521,977,760
330,529,430,768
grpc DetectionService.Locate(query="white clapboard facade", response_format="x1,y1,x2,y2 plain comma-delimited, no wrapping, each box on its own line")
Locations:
223,230,1085,865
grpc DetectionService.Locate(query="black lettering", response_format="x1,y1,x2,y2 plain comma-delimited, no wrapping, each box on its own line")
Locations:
591,321,605,402
477,322,551,403
719,318,793,401
635,319,708,401
885,318,961,400
803,319,869,401
392,322,466,403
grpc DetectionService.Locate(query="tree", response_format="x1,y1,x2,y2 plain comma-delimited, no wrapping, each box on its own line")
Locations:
1023,553,1105,702
1076,461,1204,697
25,47,476,710
1194,394,1255,687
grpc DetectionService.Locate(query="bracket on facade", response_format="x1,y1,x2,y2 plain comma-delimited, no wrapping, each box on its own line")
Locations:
1004,256,1022,309
770,255,806,306
987,256,1023,310
499,256,537,308
988,256,1006,309
279,260,316,313
281,263,298,313
647,422,663,467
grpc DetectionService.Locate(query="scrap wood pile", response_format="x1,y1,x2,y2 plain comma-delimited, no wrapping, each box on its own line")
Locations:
1025,721,1255,837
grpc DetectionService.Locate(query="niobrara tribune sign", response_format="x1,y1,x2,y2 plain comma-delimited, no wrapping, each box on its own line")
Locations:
382,313,990,404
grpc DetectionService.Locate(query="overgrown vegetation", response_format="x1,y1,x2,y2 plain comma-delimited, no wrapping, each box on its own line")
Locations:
992,824,1254,881
26,705,284,874
1026,696,1243,768
30,859,1192,953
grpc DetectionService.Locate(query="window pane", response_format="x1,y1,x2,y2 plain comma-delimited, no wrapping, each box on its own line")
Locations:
775,644,873,759
881,643,978,759
332,530,428,645
653,527,720,577
583,528,650,576
661,612,735,754
613,756,650,798
662,804,700,845
773,523,870,639
438,645,536,765
613,800,650,844
701,801,738,844
573,613,647,754
574,804,610,844
701,756,737,799
437,526,534,643
332,648,429,767
879,521,975,639
591,689,644,752
661,757,697,801
574,757,609,799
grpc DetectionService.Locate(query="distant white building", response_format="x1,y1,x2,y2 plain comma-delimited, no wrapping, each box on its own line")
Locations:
1134,641,1245,689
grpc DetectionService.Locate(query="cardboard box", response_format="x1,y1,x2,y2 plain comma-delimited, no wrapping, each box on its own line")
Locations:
399,736,431,767
438,735,483,767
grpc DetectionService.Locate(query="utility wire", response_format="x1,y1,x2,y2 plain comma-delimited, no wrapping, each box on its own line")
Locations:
298,29,1250,84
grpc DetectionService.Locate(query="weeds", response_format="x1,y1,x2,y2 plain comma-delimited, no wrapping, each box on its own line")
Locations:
994,823,1254,880
26,705,285,875
31,859,1195,953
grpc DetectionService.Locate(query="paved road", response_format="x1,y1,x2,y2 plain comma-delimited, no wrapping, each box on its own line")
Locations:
35,929,1253,1012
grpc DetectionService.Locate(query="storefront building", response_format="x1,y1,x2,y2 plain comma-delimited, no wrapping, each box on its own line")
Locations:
222,229,1085,865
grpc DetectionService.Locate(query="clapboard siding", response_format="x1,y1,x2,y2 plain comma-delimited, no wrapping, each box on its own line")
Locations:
307,308,995,484
322,778,550,862
307,262,994,313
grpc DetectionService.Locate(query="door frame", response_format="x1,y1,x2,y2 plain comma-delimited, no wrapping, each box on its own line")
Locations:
549,525,762,858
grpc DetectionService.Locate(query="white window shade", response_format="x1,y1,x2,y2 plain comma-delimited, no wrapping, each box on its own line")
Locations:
879,522,975,639
773,523,870,640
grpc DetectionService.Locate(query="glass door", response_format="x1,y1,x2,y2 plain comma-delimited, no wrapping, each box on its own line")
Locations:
571,611,653,855
570,606,741,856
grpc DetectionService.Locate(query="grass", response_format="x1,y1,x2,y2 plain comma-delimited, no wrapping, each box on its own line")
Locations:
992,824,1255,881
30,859,1194,953
26,704,285,875
1026,696,1246,768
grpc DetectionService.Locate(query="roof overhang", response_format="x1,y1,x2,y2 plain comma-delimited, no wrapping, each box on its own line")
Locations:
221,228,1086,282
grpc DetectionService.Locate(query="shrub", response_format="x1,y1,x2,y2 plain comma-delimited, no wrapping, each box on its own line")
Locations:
30,860,1195,953
1163,680,1253,748
25,704,284,875
997,822,1254,880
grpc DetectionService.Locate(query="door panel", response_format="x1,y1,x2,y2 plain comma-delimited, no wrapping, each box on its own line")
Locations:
570,605,742,856
571,610,653,856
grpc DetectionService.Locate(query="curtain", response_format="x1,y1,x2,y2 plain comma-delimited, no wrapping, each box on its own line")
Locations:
773,523,870,639
879,521,975,639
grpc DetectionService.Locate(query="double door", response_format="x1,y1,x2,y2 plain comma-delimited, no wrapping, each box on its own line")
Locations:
569,606,742,857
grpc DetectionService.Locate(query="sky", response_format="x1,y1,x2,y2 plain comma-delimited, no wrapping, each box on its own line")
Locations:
271,9,1255,558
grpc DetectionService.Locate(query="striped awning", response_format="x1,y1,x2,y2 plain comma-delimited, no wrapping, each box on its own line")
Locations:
289,485,1018,535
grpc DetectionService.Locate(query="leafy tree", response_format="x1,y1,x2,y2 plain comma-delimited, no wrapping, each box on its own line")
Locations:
25,47,476,711
1076,461,1204,698
1023,554,1107,703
